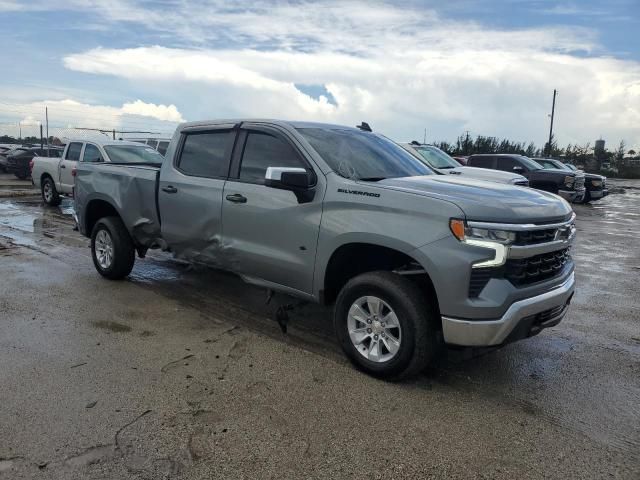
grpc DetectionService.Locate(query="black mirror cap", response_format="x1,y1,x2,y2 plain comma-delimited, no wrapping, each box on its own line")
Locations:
265,170,316,203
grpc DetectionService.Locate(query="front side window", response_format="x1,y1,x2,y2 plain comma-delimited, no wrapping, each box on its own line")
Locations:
177,131,233,177
298,128,431,180
82,144,102,162
496,156,522,172
239,132,307,184
412,146,458,169
104,145,165,165
66,142,83,161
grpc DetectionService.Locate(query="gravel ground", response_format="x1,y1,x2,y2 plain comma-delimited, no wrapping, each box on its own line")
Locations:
0,174,638,479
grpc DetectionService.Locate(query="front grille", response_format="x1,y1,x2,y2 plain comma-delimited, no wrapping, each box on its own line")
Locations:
505,248,571,286
515,229,557,245
574,176,585,190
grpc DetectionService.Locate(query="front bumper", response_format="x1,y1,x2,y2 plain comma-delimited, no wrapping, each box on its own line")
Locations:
589,189,608,199
441,272,575,346
558,188,585,203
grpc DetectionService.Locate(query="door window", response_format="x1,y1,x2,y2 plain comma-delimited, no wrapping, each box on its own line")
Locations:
65,142,83,161
82,144,103,162
469,156,495,169
177,131,233,178
497,156,522,172
157,141,169,156
239,131,306,184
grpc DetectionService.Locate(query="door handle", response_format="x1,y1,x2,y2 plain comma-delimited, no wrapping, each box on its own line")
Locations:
60,165,66,168
226,193,247,203
162,186,178,194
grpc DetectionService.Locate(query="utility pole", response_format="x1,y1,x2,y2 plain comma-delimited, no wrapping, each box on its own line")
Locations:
40,124,43,150
547,89,557,157
423,128,427,144
45,106,49,156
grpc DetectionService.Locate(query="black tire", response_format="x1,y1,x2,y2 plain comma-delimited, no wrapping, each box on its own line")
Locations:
583,190,591,203
90,216,135,280
334,271,439,380
15,172,28,180
41,177,61,206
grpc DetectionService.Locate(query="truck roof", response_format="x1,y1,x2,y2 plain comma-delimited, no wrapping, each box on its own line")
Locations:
178,119,362,132
66,139,155,147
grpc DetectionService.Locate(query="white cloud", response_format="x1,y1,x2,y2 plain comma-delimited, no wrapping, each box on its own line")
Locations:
121,100,184,122
3,0,639,149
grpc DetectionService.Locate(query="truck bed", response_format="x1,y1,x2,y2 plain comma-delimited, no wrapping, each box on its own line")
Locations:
75,163,163,247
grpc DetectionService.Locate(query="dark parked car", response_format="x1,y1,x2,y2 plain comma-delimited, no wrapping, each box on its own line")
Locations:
534,158,607,203
6,146,64,180
467,154,586,203
0,146,20,173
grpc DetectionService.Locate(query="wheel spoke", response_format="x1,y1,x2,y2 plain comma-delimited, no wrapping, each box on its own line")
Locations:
367,338,381,361
381,335,400,355
366,296,382,317
349,304,369,324
350,329,371,346
382,311,399,328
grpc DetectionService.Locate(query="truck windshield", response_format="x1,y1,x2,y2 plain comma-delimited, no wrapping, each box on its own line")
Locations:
518,156,544,171
104,145,165,166
297,128,432,180
411,145,459,169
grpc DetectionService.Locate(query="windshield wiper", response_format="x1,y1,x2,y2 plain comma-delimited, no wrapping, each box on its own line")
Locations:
358,176,388,182
438,166,455,169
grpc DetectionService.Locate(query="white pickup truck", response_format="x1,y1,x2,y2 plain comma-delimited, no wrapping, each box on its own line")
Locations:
32,139,157,206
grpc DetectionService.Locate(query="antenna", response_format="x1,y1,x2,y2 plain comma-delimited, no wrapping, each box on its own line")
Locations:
356,122,372,132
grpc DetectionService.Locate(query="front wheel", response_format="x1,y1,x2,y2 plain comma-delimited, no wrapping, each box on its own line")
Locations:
41,177,61,206
91,216,135,279
334,271,439,380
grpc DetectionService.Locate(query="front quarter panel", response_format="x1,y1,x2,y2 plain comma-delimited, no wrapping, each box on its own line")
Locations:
313,173,465,298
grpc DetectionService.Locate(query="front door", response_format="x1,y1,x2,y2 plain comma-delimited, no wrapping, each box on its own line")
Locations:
158,126,236,266
60,142,82,192
221,125,323,294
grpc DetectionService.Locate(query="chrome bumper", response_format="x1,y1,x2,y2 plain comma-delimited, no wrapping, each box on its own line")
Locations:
442,272,575,346
558,189,585,203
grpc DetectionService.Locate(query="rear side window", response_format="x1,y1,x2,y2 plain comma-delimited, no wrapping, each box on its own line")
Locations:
469,156,494,169
82,144,102,162
239,131,307,184
496,157,521,172
177,131,233,178
147,140,158,149
66,142,83,161
157,141,169,156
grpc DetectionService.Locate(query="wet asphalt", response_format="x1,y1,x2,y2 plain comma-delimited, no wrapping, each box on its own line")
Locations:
0,174,638,479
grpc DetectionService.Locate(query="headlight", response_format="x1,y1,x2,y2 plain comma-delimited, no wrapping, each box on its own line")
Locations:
591,180,602,187
564,176,575,188
450,219,514,268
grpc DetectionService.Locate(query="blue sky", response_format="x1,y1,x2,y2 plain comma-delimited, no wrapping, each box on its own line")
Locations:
0,0,638,149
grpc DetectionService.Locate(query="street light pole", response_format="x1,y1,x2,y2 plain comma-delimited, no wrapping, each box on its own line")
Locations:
547,89,557,157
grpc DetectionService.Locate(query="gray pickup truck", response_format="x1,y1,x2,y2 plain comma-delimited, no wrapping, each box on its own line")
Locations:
75,119,576,379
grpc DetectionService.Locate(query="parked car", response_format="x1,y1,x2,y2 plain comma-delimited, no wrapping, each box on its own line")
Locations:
452,156,468,165
533,158,608,203
401,143,529,186
6,146,64,180
127,137,171,156
75,119,576,379
467,154,585,203
32,140,157,206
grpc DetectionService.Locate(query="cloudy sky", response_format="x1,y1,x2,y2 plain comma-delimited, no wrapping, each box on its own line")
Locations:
0,0,638,149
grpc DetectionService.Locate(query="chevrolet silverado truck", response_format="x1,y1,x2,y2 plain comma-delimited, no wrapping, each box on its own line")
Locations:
74,120,576,379
534,158,607,203
401,142,529,186
467,154,586,203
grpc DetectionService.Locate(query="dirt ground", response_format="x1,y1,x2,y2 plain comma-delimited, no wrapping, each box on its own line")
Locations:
0,174,639,479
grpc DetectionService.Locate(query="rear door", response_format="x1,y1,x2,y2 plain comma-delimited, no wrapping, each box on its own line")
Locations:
59,142,82,191
158,125,236,266
221,124,322,294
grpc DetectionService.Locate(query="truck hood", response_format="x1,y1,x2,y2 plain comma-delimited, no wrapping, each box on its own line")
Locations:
371,175,572,223
438,166,525,184
536,168,584,179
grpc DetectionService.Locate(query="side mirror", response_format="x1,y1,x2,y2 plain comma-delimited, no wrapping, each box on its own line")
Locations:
265,167,312,189
265,167,315,203
513,166,525,173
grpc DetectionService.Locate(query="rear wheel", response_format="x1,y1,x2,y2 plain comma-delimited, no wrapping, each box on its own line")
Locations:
91,216,135,279
583,190,591,203
334,271,439,380
41,177,61,206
